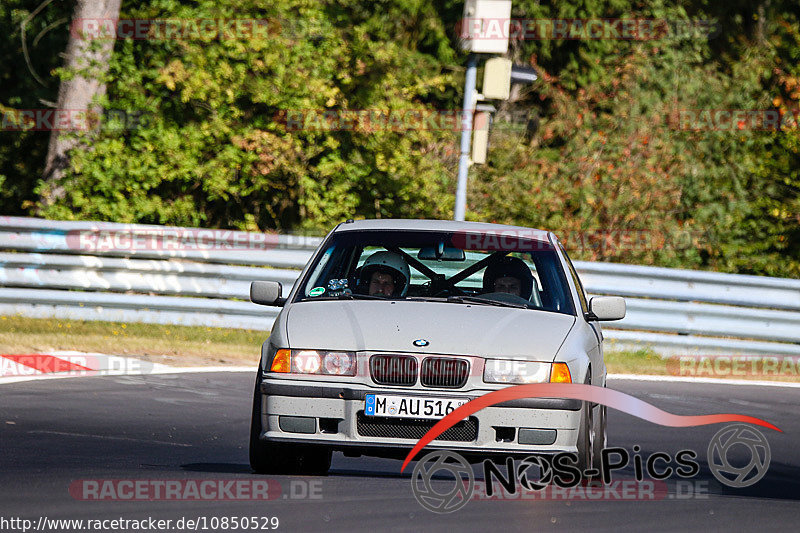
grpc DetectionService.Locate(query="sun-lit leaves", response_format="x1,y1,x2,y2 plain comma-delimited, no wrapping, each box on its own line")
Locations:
33,0,460,230
469,0,799,274
1,0,798,275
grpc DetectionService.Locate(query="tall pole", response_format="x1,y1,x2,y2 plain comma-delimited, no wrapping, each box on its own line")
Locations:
454,54,478,221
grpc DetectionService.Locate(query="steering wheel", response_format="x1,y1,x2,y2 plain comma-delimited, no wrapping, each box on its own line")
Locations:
479,291,533,307
430,285,467,297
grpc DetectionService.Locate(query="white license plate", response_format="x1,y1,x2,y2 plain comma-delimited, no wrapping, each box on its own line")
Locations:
364,394,468,420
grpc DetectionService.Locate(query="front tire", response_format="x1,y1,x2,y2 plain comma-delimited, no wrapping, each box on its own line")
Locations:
592,404,607,469
576,398,594,474
576,373,602,481
249,370,331,475
249,370,289,473
293,445,332,476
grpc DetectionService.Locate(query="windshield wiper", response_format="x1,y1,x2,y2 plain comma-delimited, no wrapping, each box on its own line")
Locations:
301,293,389,302
445,295,529,309
340,293,389,300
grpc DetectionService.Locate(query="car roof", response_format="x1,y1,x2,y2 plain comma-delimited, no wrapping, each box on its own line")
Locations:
333,219,553,241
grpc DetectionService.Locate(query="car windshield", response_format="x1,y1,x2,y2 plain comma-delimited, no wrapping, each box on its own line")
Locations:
294,230,575,315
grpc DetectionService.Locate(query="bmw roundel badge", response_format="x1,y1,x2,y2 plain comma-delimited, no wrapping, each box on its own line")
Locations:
413,339,430,347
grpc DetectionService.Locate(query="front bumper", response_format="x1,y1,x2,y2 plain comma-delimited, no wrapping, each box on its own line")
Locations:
257,378,584,456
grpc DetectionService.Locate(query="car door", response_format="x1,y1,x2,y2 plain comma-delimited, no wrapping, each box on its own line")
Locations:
556,241,605,382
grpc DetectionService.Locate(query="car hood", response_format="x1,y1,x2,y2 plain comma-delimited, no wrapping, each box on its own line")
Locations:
285,300,575,360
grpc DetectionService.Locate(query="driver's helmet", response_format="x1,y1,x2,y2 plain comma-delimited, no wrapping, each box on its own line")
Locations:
358,251,411,297
482,255,534,300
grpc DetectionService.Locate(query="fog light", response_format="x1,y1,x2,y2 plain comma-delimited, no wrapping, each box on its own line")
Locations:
518,428,557,445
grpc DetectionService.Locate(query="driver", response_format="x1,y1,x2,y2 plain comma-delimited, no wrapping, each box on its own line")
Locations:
358,251,411,297
482,255,534,300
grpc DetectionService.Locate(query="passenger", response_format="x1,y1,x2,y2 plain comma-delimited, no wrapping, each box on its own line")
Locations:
482,256,534,300
358,251,411,297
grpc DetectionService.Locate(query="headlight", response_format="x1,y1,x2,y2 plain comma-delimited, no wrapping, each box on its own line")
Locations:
323,351,355,375
483,359,552,384
293,350,322,373
270,349,356,376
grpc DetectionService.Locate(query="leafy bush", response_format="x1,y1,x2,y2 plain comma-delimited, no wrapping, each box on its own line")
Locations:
0,0,797,275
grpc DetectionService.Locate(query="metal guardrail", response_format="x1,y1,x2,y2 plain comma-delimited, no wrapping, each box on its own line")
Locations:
0,216,319,267
575,261,800,311
1,216,799,356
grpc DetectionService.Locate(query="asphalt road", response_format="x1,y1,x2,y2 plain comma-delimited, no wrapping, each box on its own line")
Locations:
1,372,798,532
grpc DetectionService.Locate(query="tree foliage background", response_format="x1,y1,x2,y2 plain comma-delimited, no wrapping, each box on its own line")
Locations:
1,0,798,276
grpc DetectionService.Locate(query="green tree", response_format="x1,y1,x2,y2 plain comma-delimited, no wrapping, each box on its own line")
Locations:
1,0,797,277
0,0,71,214
36,0,462,230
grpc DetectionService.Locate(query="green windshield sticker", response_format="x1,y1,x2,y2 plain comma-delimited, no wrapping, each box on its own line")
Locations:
309,287,326,297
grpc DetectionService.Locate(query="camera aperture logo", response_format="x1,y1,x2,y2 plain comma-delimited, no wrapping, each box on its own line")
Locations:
707,424,770,487
411,451,474,513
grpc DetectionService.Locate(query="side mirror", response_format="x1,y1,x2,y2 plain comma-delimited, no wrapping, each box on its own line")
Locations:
250,281,285,306
587,296,625,321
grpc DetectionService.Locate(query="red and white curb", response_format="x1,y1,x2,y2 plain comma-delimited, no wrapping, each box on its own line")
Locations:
0,351,252,384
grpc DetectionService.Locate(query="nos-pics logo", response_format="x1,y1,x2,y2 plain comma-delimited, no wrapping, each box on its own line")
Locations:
411,424,771,513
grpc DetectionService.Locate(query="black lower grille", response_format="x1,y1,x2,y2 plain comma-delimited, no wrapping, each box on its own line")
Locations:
356,412,478,442
421,357,469,388
370,355,417,386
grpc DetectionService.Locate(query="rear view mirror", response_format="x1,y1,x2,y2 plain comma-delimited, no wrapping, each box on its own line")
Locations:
587,296,625,321
250,281,284,306
418,244,466,261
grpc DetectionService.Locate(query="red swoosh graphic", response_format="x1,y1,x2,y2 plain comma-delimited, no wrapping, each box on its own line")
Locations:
400,383,781,472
